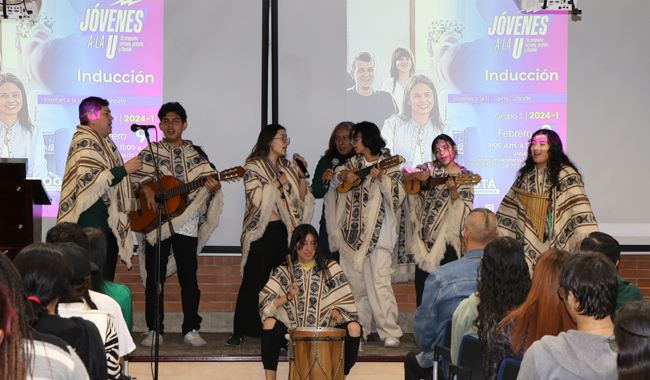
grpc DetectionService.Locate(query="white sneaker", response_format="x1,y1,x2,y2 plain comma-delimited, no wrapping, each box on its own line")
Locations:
184,329,207,346
141,330,163,347
383,337,400,348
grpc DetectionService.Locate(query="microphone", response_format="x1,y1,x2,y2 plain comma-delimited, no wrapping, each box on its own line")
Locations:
324,158,339,188
131,124,156,132
292,153,310,178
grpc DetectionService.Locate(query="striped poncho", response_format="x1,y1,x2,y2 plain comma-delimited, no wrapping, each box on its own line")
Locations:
259,259,358,329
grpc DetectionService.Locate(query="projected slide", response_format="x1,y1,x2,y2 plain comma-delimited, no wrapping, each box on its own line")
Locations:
347,0,568,211
0,0,163,216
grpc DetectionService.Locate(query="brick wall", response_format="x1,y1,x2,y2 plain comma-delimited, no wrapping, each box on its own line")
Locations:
617,254,650,298
116,255,418,315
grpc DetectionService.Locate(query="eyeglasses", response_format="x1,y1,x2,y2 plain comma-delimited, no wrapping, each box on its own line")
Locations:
273,136,291,143
461,227,471,238
557,287,565,301
351,135,362,141
335,136,350,142
607,335,617,353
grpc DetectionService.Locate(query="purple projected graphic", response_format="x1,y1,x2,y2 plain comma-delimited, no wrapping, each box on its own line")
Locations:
0,0,163,216
347,0,568,212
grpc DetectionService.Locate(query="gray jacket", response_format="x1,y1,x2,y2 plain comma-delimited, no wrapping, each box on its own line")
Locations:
517,330,616,380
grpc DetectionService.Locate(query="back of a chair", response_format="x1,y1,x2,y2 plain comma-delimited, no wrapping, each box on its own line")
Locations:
497,357,522,380
456,335,483,380
434,320,454,380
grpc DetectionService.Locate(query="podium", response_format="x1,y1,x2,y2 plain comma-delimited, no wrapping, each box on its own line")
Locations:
0,158,51,260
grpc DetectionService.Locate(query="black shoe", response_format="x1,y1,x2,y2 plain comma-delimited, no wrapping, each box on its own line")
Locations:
226,333,244,347
365,334,376,343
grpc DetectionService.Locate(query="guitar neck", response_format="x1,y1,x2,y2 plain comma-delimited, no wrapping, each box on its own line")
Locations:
163,173,218,199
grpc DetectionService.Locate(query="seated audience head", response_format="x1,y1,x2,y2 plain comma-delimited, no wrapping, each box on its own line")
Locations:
615,300,650,380
57,243,98,310
46,222,89,250
84,227,108,292
559,251,618,321
579,231,621,268
350,121,386,156
324,121,355,158
502,248,575,354
463,208,498,250
12,243,72,325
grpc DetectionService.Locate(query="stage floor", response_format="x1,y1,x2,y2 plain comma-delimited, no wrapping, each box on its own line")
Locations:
128,332,417,362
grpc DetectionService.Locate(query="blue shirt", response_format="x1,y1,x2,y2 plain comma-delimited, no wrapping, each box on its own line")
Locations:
413,248,483,368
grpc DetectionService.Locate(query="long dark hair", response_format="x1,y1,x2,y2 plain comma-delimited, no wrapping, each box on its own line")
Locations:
474,237,531,377
431,134,457,165
515,129,580,191
288,224,331,284
0,72,34,133
13,243,72,326
615,300,650,380
400,74,445,134
388,47,415,93
0,254,30,380
84,227,107,294
247,124,286,160
324,121,354,159
350,121,387,157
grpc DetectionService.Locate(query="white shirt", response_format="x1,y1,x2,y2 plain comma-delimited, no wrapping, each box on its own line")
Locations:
382,78,406,114
87,290,136,357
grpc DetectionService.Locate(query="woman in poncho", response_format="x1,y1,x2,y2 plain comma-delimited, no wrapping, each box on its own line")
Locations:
259,224,361,380
496,129,598,269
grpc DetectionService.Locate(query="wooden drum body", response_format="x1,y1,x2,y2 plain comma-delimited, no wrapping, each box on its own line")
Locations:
289,327,346,380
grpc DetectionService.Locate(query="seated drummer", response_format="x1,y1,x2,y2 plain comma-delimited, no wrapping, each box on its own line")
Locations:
259,224,362,379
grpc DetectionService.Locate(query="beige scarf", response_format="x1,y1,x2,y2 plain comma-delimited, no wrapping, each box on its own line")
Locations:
58,125,134,267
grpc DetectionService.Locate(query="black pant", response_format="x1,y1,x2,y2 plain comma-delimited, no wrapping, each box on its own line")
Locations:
261,319,361,376
405,350,434,380
233,221,288,337
103,230,119,282
415,243,459,307
145,234,201,335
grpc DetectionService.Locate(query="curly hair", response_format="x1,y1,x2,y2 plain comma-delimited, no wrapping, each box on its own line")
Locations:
0,255,30,380
350,121,387,156
515,129,581,191
615,300,650,380
473,237,531,377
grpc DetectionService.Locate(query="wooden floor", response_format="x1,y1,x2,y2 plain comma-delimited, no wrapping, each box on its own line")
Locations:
128,362,404,380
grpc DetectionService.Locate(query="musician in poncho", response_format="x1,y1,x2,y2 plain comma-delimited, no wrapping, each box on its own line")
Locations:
259,224,361,380
406,134,474,306
326,121,406,348
130,102,223,347
58,97,143,281
227,124,315,347
496,129,598,270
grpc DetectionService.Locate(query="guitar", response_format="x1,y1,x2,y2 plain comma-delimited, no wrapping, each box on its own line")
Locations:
336,155,405,193
404,173,482,195
130,166,245,233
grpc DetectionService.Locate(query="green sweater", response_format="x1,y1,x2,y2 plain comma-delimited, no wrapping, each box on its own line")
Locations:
612,276,644,321
103,281,133,331
77,166,128,231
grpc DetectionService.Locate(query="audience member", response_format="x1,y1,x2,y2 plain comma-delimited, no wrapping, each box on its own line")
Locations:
450,237,531,367
0,280,89,380
405,208,498,380
614,300,650,380
485,249,576,380
517,251,618,380
579,231,643,319
86,227,134,331
9,243,107,379
47,223,136,358
56,243,121,380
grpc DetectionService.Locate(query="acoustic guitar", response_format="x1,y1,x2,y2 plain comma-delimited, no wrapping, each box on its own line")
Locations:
336,155,405,193
404,173,482,195
130,166,245,233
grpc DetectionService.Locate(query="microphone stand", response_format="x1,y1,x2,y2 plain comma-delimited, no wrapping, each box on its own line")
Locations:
141,127,174,380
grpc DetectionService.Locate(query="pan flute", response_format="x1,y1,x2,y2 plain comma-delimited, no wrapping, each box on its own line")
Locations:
513,188,550,241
